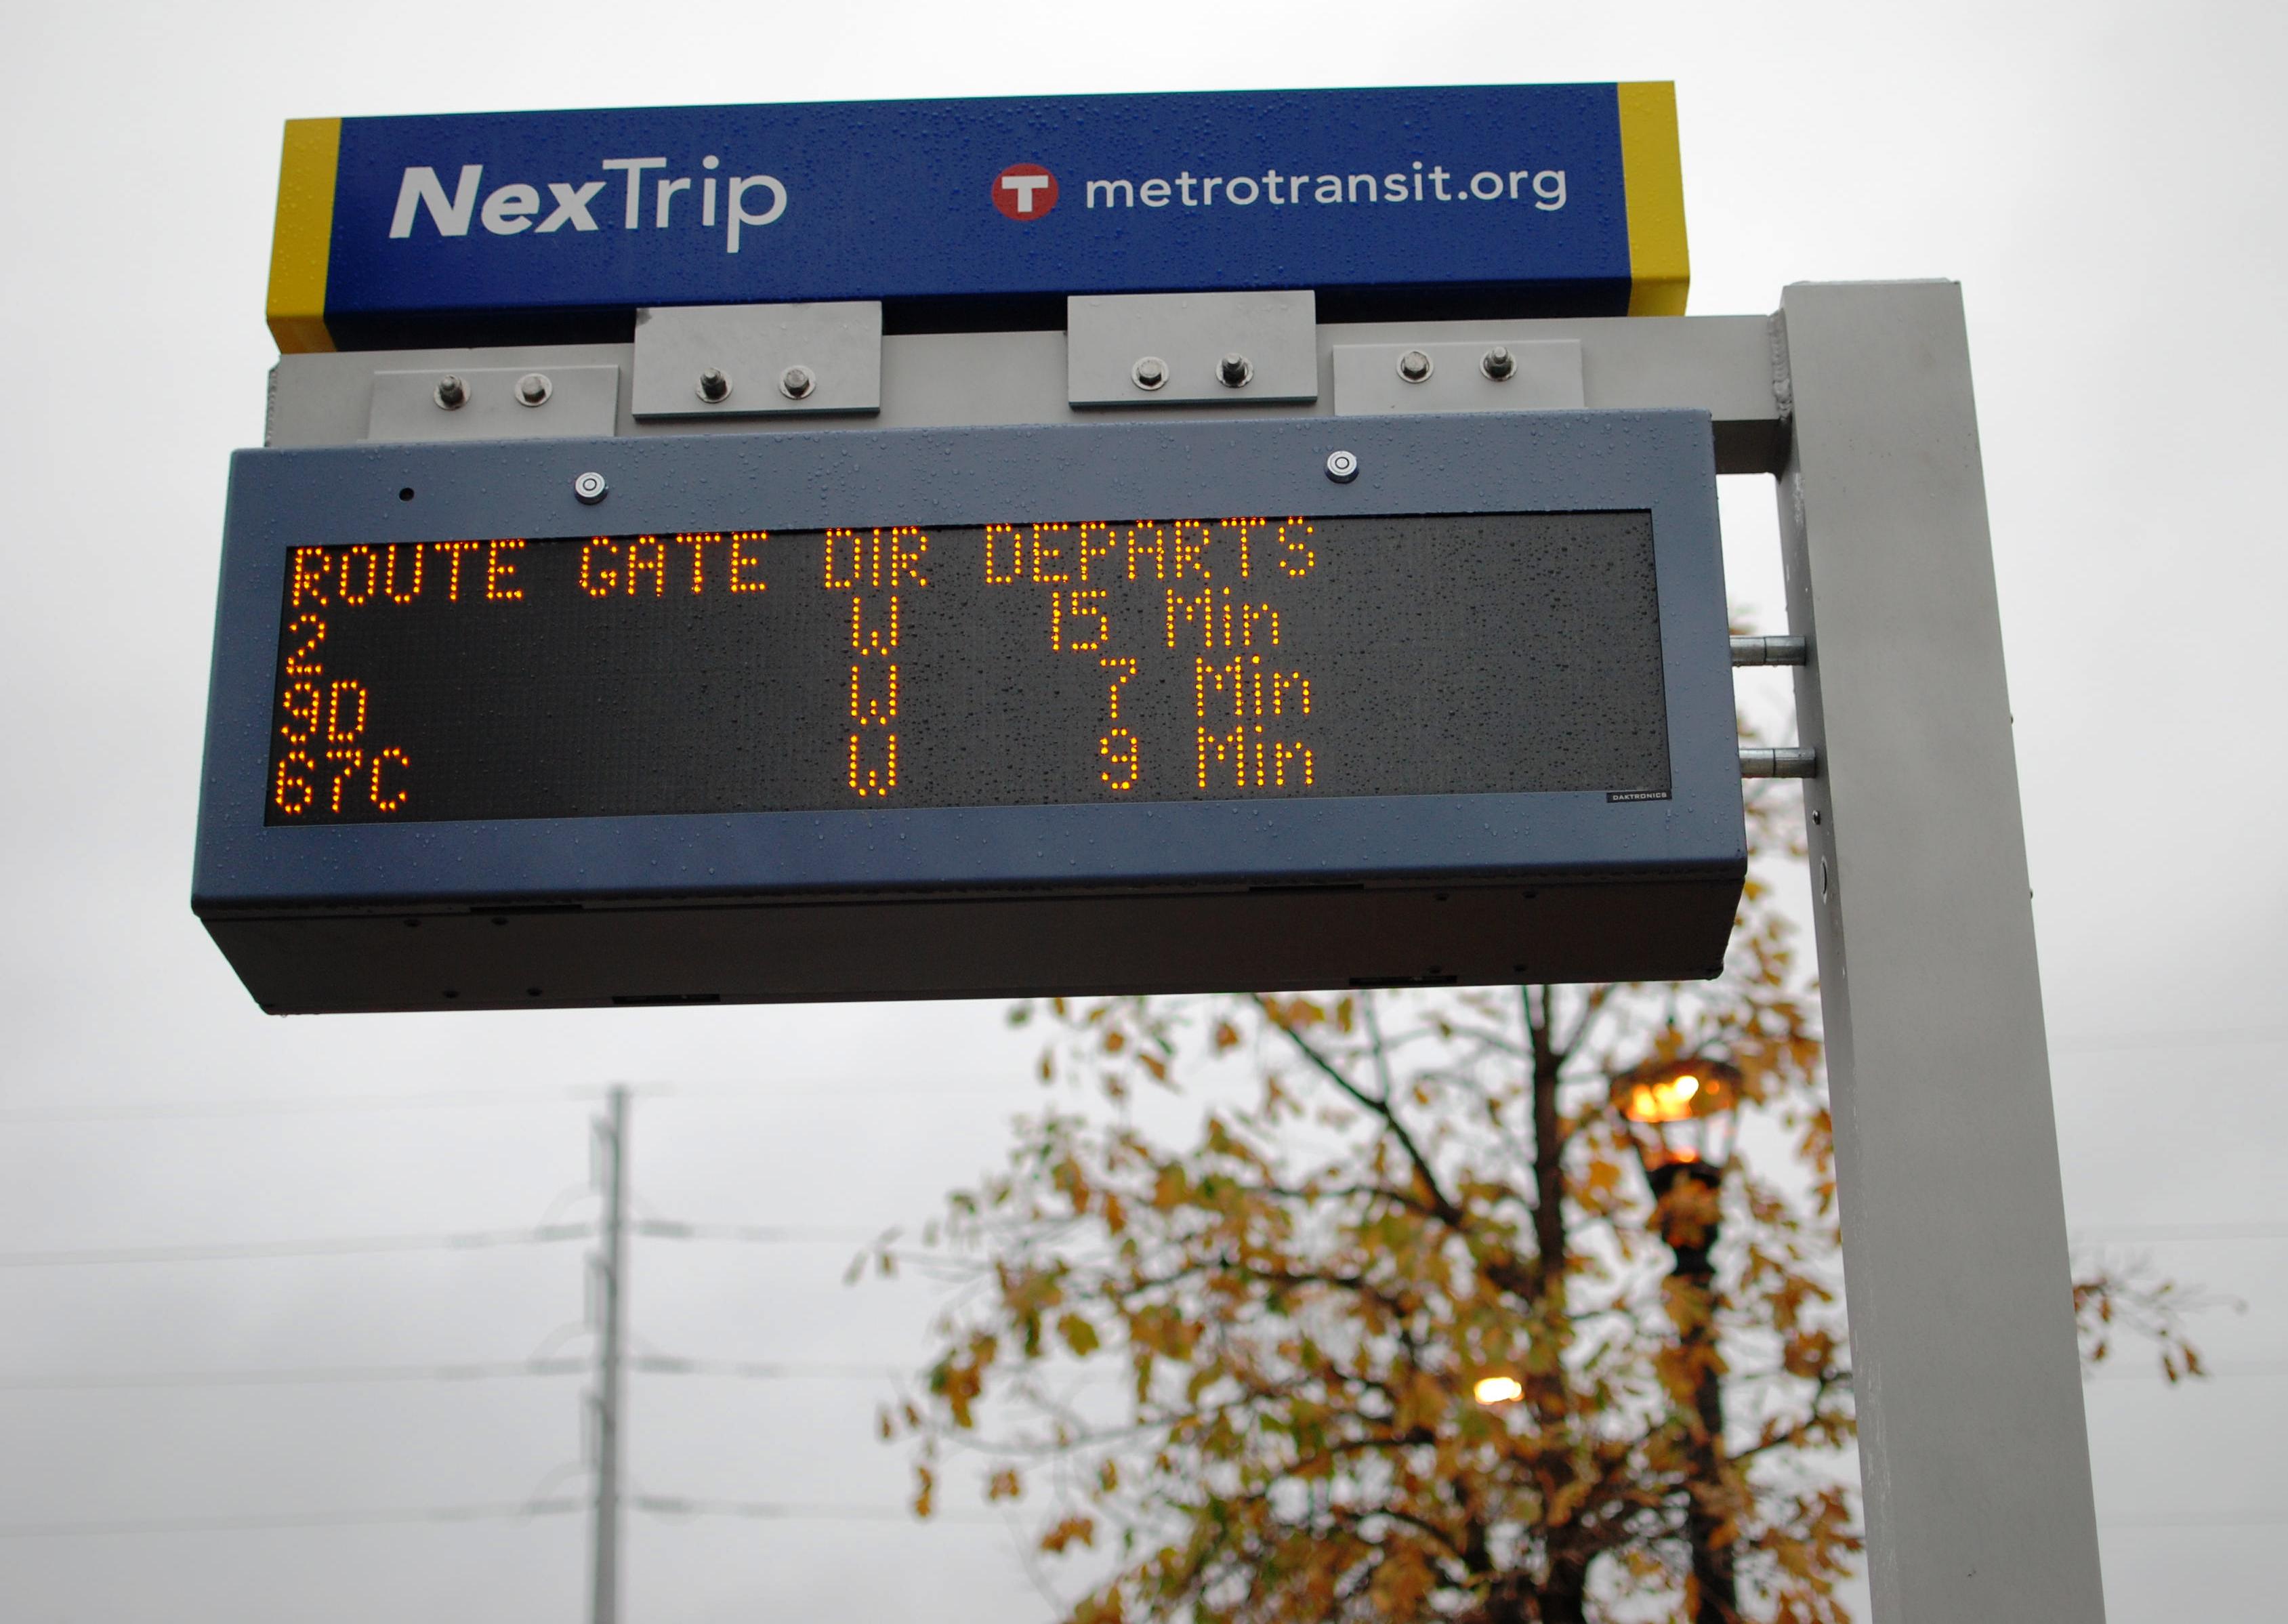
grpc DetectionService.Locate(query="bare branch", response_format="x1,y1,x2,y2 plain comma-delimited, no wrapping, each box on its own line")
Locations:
1250,992,1465,1228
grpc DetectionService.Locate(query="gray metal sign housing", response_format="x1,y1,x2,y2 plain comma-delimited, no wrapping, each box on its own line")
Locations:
194,410,1742,1014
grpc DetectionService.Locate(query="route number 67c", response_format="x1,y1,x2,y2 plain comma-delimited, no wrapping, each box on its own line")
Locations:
272,615,410,816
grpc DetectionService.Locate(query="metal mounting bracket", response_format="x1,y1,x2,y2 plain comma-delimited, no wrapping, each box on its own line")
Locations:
1331,339,1584,415
1067,289,1318,407
1730,634,1809,667
631,301,882,420
367,365,620,444
1740,747,1819,778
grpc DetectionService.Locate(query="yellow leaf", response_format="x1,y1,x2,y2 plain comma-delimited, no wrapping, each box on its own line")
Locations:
1059,1312,1102,1357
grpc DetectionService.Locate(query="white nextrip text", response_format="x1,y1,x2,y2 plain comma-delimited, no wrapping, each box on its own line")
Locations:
388,157,787,253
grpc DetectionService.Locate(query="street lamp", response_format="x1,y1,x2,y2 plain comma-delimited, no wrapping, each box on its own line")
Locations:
1613,1059,1740,1163
1612,1057,1745,1624
1613,1058,1741,1276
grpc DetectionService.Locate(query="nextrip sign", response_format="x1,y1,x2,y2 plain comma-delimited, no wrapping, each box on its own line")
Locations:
266,83,1687,353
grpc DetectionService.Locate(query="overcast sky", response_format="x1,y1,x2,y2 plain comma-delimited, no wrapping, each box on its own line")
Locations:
1,1,2282,1620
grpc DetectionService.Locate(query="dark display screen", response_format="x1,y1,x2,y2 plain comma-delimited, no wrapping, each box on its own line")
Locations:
264,514,1669,825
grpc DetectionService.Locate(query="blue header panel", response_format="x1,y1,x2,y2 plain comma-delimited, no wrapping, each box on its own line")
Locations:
280,84,1684,348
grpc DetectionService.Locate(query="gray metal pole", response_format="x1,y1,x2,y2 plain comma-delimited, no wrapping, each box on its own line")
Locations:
1773,282,2104,1621
589,1085,629,1624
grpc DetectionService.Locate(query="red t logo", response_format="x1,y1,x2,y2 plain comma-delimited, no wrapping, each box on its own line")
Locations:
992,163,1058,220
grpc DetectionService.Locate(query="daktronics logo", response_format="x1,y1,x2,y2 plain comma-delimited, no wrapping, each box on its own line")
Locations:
992,163,1058,220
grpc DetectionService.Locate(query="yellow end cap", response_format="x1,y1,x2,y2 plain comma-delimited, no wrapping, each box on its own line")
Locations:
1617,83,1689,317
266,119,341,354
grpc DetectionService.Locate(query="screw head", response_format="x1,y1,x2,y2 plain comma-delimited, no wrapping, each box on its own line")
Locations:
779,365,816,400
433,374,467,410
1216,353,1253,389
1325,449,1360,484
1131,356,1169,392
516,372,553,407
1396,349,1434,383
1481,345,1516,381
573,471,608,505
696,367,732,403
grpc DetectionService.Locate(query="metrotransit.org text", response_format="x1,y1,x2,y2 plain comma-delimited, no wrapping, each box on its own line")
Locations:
1079,163,1567,211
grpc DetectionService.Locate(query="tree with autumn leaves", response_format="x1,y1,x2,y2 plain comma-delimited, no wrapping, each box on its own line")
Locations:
877,790,2199,1623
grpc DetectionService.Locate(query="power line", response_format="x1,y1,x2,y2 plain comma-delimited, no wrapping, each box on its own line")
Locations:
633,1220,877,1244
2087,1358,2288,1382
2052,1026,2281,1057
0,1079,1026,1127
635,1496,999,1524
5,1212,2265,1269
0,1089,936,1579
0,1211,876,1270
0,1085,665,1125
0,1028,2272,1126
0,1497,1003,1539
0,1499,585,1539
20,1344,2267,1395
0,1355,900,1392
631,1356,901,1380
2099,1508,2288,1528
18,1494,2284,1539
2072,1220,2288,1245
0,1224,594,1268
0,1358,589,1392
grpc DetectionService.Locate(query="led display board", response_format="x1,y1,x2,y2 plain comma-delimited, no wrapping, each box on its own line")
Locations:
264,515,1672,825
193,412,1743,1012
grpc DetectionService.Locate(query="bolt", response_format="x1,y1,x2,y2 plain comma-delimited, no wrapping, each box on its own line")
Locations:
1396,349,1434,383
433,374,467,410
516,372,552,407
1325,449,1360,484
1131,356,1169,391
1481,345,1516,381
779,365,816,400
1216,353,1253,389
573,471,609,505
696,367,732,402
